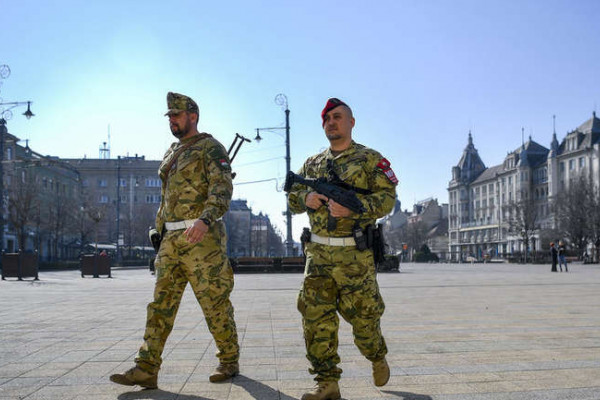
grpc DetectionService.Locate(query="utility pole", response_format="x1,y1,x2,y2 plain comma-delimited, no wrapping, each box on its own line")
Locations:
115,156,121,264
254,94,294,256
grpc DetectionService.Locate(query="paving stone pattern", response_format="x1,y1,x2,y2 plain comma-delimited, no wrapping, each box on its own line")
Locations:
1,263,599,399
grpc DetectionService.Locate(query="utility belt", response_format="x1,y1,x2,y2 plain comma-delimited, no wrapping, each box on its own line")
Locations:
310,233,356,247
149,218,220,253
164,218,221,231
301,224,387,264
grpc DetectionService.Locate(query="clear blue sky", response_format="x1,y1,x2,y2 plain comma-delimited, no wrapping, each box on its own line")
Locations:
2,0,599,241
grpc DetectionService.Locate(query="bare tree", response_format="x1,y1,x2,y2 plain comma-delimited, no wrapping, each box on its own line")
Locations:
86,204,107,254
588,177,600,262
382,223,405,254
75,191,107,255
506,194,539,262
122,203,158,258
6,169,39,251
553,173,592,253
403,220,428,256
44,184,75,260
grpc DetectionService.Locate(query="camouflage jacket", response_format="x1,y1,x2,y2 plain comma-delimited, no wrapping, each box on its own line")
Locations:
288,140,397,236
155,133,233,233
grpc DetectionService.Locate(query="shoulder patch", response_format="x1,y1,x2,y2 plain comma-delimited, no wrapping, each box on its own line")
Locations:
376,158,399,184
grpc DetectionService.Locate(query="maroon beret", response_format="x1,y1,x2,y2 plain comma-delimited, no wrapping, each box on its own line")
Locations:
321,98,348,126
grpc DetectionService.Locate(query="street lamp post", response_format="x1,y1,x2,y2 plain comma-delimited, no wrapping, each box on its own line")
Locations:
0,64,35,259
115,156,121,264
254,94,294,257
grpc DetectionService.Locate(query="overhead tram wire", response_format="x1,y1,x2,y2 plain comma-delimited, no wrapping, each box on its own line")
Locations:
234,156,284,168
233,177,282,191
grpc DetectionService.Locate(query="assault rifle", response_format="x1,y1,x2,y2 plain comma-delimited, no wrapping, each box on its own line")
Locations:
283,171,366,214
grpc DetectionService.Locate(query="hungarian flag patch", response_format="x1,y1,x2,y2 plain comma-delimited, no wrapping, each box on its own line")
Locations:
376,158,398,184
219,159,230,168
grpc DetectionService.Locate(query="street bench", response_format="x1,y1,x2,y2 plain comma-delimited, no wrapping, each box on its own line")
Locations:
232,257,274,273
279,257,305,273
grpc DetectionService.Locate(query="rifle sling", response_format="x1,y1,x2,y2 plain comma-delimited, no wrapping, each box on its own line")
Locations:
164,133,211,177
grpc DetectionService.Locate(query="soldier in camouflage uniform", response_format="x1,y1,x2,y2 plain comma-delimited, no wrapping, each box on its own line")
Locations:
288,98,398,400
110,92,240,390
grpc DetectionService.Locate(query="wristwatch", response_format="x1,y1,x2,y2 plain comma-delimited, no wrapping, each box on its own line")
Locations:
199,218,211,226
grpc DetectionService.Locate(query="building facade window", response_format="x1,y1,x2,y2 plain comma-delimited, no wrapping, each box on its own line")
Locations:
146,194,161,203
145,178,161,187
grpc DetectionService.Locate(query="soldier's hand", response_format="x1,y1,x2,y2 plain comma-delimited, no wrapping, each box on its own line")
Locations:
184,219,209,243
328,199,352,218
305,192,329,210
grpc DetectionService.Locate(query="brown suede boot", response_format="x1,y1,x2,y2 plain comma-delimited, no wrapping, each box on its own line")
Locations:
372,357,390,386
301,381,341,400
109,366,157,389
209,362,239,382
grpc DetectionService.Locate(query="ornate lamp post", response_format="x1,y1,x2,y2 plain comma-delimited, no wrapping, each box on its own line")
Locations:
254,94,294,256
0,64,36,257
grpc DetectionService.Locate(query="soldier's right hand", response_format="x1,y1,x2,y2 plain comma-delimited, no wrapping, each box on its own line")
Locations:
184,219,209,244
305,192,329,210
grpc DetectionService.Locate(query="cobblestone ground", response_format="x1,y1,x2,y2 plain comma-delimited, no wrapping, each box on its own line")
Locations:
1,262,599,399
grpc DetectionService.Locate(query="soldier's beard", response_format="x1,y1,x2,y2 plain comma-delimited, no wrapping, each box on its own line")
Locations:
170,121,191,139
326,133,342,141
171,129,186,139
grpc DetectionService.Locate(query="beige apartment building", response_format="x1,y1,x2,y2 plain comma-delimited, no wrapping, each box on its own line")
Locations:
448,112,600,261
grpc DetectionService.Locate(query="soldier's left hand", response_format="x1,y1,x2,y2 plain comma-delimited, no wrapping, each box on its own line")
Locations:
184,220,209,243
328,199,352,218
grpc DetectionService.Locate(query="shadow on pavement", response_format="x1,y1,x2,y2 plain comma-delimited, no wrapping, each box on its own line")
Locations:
117,388,210,400
382,390,433,400
233,374,297,400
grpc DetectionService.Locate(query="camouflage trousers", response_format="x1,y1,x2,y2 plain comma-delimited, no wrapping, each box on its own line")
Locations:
297,242,387,382
136,223,239,374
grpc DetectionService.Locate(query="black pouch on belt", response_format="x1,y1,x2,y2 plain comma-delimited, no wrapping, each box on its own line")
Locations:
149,228,163,253
353,225,369,251
300,227,311,253
301,227,312,244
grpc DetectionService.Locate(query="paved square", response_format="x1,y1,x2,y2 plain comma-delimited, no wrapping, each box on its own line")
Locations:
1,262,599,399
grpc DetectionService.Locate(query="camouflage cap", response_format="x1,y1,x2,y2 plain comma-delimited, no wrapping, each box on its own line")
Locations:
165,92,199,115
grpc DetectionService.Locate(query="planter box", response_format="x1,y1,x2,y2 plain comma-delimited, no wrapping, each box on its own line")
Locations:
80,254,111,278
1,252,39,281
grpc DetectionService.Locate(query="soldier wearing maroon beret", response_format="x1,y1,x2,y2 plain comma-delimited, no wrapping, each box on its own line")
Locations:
288,98,398,400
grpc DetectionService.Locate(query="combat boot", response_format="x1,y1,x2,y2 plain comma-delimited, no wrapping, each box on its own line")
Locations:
209,362,239,382
109,366,157,389
372,357,390,386
301,381,341,400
